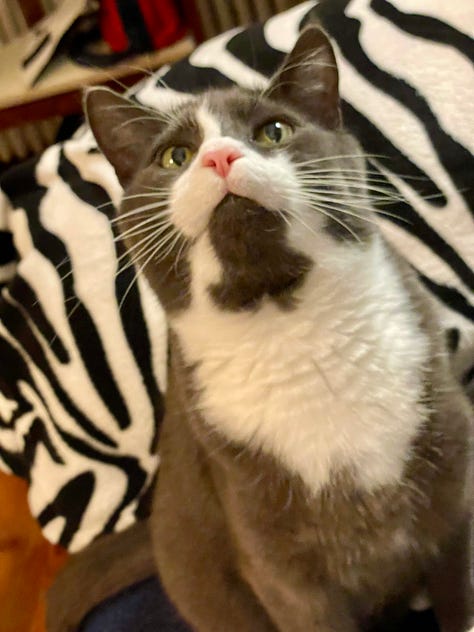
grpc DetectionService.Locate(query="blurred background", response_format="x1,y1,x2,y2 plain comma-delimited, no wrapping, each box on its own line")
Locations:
0,0,302,168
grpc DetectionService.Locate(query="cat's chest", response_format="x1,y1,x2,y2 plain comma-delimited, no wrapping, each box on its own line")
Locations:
173,236,430,496
174,293,429,496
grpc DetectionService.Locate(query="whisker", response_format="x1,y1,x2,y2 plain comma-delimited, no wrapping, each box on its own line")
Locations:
116,64,157,79
275,208,292,228
297,188,396,219
298,193,409,225
100,103,171,123
128,225,179,267
310,205,362,242
116,230,169,280
115,232,159,274
283,199,360,242
80,61,131,91
284,210,320,239
54,255,71,273
58,268,75,284
115,222,175,270
95,199,116,211
116,219,176,263
294,161,432,184
158,231,183,263
261,48,335,99
95,191,169,212
296,171,405,184
111,202,168,218
296,195,375,227
174,235,189,273
295,183,403,203
115,115,166,131
295,166,398,178
296,172,403,187
114,215,171,242
264,79,323,99
293,153,388,167
284,195,361,242
297,171,419,204
297,191,376,214
119,247,159,311
297,177,393,189
64,297,83,324
110,201,171,224
142,184,172,192
115,190,170,202
302,199,378,227
296,167,385,176
115,222,168,247
369,207,411,223
118,227,180,310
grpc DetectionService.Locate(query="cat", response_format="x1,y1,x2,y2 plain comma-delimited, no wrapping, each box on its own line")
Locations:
85,26,473,632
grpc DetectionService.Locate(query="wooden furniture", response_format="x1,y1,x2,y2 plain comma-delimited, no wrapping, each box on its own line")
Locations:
0,471,68,632
0,36,195,132
0,0,299,159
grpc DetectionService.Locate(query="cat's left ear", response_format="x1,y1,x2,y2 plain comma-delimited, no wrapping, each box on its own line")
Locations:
266,26,341,129
84,87,165,187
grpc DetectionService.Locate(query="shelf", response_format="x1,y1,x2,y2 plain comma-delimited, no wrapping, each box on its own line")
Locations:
0,35,195,130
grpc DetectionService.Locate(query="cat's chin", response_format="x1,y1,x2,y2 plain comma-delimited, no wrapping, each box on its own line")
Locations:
212,192,270,220
207,192,312,311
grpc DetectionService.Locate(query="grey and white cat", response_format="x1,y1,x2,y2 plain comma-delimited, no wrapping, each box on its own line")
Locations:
85,27,473,632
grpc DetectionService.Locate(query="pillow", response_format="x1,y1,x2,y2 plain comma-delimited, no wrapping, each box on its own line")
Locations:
0,0,472,552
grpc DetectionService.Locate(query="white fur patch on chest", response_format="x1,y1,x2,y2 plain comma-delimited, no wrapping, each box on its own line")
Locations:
173,235,431,495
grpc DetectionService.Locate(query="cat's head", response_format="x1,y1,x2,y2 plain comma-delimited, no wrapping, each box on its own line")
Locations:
85,27,374,315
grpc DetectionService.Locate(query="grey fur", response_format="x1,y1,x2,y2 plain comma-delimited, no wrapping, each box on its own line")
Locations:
82,26,474,632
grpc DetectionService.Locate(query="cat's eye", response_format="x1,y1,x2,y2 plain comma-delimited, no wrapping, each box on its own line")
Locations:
161,146,195,169
254,121,293,147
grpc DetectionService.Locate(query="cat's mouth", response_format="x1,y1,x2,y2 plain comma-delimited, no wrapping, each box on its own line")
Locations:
212,193,270,220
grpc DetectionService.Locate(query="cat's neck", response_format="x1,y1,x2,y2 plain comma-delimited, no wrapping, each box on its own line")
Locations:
172,233,431,495
173,232,424,356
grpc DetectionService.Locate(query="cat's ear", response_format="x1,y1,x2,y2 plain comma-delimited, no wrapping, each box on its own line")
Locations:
266,26,341,129
84,87,164,187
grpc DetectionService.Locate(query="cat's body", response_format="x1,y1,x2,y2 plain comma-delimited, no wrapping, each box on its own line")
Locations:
86,27,473,632
157,328,467,631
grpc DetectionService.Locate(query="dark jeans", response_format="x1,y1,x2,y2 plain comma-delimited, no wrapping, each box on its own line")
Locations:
79,576,440,632
79,576,190,632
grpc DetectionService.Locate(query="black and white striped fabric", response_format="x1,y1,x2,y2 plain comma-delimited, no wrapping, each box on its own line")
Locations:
0,0,472,551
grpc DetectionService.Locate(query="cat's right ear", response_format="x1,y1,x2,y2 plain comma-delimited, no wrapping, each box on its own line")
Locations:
266,26,341,130
84,87,164,188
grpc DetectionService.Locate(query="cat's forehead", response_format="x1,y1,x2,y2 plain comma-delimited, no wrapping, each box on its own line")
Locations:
203,87,267,123
163,87,304,139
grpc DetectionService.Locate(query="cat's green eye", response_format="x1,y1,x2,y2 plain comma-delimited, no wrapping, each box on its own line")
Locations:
254,121,293,147
161,146,195,169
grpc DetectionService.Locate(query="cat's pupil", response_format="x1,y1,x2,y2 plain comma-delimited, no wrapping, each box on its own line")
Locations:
172,147,188,165
264,122,283,142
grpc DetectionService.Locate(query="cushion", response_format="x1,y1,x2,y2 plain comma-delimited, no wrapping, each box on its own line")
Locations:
0,0,472,552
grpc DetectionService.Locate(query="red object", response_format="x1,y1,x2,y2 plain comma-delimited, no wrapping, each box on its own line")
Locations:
100,0,185,54
202,148,243,178
101,0,128,52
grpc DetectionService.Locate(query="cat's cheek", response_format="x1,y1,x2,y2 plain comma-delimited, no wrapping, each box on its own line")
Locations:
169,169,227,238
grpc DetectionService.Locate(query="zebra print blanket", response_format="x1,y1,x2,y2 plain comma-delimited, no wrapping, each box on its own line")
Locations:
0,0,472,551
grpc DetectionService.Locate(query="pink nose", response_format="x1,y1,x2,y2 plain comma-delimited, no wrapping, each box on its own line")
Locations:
201,147,242,178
